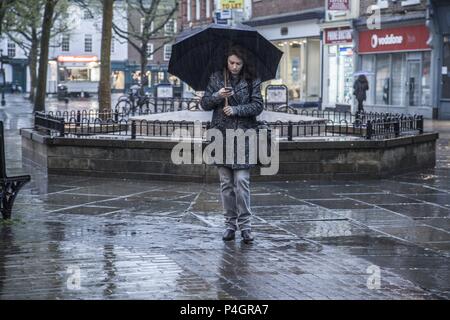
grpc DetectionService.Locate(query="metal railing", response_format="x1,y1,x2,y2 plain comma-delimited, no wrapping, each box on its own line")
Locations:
34,99,425,141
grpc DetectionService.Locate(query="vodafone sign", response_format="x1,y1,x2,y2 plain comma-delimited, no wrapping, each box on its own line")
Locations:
359,25,430,54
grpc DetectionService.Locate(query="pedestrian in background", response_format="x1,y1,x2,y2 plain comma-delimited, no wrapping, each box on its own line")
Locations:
353,75,369,113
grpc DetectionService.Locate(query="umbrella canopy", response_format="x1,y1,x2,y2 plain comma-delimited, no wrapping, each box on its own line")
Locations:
168,23,283,91
353,70,375,77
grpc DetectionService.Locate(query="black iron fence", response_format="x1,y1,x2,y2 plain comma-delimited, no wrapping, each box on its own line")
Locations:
34,99,424,141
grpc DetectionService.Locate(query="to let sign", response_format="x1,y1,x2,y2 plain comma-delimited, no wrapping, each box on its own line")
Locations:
328,0,349,11
221,0,243,10
325,28,352,44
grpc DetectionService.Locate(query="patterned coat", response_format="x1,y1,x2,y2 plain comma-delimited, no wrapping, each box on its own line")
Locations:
201,71,264,170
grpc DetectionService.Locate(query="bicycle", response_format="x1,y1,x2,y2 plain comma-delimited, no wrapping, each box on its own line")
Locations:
114,85,152,116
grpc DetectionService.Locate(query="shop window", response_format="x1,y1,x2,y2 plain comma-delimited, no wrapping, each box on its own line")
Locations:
111,71,125,90
361,55,375,105
421,51,431,105
169,75,180,87
391,53,405,106
376,54,390,105
441,42,450,99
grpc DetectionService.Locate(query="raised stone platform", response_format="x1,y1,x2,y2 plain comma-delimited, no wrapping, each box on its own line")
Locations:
21,127,438,182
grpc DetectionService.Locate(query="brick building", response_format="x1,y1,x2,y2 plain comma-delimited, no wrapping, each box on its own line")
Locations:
126,0,180,95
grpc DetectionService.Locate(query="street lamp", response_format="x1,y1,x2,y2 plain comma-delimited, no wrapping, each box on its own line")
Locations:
0,49,6,106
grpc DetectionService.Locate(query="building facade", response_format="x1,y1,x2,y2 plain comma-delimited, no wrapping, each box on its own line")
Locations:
429,0,450,119
355,0,435,118
0,1,129,95
244,0,325,106
320,0,359,111
126,0,180,95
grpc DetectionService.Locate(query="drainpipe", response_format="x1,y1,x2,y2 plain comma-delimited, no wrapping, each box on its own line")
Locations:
426,0,440,119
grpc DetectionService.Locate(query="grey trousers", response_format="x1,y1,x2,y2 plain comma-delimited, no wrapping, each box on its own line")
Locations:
217,166,252,231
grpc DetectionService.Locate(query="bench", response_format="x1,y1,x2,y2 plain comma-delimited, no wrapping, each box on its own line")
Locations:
0,121,31,219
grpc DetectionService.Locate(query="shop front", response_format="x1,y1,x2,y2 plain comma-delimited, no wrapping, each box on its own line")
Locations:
57,55,100,95
244,9,324,106
272,37,321,104
357,25,433,117
322,26,354,110
126,64,182,97
430,0,450,119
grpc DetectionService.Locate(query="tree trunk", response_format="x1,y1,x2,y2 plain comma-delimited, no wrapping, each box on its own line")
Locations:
29,29,39,103
98,0,114,118
140,43,148,96
34,0,57,113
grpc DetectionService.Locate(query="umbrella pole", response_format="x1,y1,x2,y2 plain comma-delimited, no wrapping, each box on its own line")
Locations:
224,68,228,108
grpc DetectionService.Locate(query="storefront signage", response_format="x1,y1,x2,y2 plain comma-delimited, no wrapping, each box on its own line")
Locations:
325,27,352,44
57,56,98,63
328,0,349,11
266,85,288,104
359,25,430,54
221,0,243,10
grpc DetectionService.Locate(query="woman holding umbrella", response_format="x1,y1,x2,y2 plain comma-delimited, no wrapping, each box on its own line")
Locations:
168,23,283,244
201,45,263,244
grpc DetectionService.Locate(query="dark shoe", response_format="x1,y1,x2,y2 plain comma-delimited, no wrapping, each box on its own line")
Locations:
222,229,235,241
241,230,254,243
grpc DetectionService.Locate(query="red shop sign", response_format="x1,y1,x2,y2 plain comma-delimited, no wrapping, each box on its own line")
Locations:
325,27,352,44
359,25,430,54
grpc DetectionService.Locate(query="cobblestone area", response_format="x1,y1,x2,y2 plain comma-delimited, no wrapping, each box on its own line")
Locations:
1,94,449,299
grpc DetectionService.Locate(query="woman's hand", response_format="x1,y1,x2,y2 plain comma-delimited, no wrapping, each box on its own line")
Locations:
223,106,234,117
217,87,234,99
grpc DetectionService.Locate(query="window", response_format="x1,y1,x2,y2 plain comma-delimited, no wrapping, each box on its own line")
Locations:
164,44,172,61
391,54,405,106
361,52,432,107
443,42,450,99
62,34,70,52
375,54,390,105
84,34,92,52
147,43,154,60
422,51,431,105
187,0,191,21
361,55,375,105
164,19,176,35
196,0,200,20
82,9,91,20
140,18,154,34
206,0,210,18
376,0,389,9
7,41,16,58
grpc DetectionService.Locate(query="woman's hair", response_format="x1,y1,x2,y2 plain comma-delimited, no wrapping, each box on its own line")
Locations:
224,45,256,82
358,75,368,83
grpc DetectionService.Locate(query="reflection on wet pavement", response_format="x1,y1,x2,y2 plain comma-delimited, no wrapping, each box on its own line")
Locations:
0,95,449,299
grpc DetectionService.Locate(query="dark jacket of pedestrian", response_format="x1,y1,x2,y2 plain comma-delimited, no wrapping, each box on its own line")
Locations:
354,75,369,101
201,68,263,170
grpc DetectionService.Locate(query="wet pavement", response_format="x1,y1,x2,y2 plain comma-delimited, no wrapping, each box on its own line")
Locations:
1,94,450,300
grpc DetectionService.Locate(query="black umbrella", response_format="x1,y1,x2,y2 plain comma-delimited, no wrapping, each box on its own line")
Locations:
168,23,283,91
